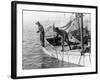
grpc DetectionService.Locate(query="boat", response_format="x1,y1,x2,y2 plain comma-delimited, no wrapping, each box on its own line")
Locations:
40,13,91,66
41,36,91,67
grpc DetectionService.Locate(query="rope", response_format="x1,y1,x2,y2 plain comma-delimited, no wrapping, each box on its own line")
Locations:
45,25,52,33
61,14,83,31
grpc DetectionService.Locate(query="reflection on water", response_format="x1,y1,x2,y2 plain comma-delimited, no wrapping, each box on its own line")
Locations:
22,28,83,70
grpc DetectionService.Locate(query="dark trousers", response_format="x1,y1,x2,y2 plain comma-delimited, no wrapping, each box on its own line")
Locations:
40,32,45,47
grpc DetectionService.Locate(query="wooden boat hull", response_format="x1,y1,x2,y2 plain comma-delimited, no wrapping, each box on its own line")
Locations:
41,38,91,67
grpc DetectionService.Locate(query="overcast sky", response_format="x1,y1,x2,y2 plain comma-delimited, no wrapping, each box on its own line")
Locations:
23,10,91,31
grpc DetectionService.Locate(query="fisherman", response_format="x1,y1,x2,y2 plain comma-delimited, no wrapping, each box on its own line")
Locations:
53,24,71,51
35,21,45,47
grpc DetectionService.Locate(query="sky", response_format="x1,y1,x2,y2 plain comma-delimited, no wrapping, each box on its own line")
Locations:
23,10,73,29
23,10,91,31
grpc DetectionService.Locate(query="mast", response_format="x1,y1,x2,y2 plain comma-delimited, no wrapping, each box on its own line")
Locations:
79,13,84,51
78,13,85,64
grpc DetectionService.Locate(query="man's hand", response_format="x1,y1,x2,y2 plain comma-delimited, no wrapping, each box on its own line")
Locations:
37,30,40,33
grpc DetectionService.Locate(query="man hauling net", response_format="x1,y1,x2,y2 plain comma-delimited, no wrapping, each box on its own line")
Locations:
35,21,45,47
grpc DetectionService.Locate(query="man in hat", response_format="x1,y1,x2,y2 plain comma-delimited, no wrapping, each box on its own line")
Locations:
35,21,45,47
53,24,71,51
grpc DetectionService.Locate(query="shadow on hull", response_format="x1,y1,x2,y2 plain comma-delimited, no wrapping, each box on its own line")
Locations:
46,37,80,46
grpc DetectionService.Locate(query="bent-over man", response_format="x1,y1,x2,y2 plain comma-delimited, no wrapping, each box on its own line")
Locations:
35,21,45,47
53,24,71,51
